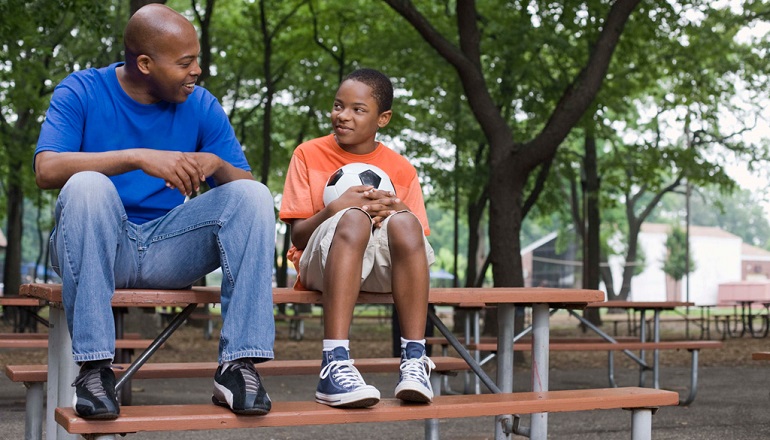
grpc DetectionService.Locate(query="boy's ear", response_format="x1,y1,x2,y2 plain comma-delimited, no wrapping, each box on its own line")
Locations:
377,110,393,129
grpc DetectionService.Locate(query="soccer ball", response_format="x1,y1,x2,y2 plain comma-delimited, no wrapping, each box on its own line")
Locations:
323,162,396,206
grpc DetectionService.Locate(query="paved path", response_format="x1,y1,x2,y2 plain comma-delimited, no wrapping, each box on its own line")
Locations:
1,363,768,439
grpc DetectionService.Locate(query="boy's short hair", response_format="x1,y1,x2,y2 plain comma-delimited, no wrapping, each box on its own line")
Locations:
343,68,393,114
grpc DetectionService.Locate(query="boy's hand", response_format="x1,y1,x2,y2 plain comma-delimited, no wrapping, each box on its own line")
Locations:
362,189,405,227
328,184,375,213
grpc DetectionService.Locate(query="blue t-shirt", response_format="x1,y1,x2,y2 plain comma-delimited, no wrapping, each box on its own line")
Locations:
35,62,250,224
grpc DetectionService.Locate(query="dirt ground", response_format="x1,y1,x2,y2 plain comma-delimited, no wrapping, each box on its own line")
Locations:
1,306,766,372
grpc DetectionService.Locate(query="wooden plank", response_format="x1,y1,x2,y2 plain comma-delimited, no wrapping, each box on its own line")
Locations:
55,387,679,435
468,340,723,352
6,357,471,382
0,332,140,340
20,283,605,308
587,301,694,310
752,352,770,360
0,338,156,350
426,336,640,345
0,296,44,307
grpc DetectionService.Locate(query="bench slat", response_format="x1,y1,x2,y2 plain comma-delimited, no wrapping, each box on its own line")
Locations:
0,338,156,350
55,387,678,435
468,340,723,352
20,283,604,308
5,356,470,382
0,297,44,307
753,352,770,360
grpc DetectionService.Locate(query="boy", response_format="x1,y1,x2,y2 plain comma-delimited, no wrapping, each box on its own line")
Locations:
279,68,435,407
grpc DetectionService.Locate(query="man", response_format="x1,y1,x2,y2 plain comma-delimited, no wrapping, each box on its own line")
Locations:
35,4,274,419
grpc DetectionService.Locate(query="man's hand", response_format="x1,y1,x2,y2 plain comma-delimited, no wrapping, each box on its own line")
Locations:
140,151,221,196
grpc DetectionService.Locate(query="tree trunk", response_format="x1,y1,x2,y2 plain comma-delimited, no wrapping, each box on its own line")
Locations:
582,132,602,327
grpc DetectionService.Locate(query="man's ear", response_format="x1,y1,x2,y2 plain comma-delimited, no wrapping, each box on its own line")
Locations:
136,54,152,75
377,110,393,128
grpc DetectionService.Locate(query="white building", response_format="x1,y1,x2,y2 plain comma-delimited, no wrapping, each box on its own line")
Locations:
617,223,742,306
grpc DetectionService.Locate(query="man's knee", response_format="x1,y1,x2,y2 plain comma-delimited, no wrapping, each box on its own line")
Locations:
220,179,273,215
59,172,121,212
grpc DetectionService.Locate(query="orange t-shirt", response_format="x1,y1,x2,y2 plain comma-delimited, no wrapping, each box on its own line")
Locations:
279,134,430,275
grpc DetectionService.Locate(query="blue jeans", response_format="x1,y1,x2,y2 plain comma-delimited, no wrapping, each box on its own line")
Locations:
50,171,275,364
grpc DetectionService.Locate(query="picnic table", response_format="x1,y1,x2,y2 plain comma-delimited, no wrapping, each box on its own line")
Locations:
21,284,614,440
714,300,769,339
573,301,700,388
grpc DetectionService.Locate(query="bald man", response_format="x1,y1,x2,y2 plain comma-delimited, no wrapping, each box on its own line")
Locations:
35,4,274,419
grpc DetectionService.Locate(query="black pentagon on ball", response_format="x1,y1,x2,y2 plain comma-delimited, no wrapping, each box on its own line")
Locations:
358,170,382,188
326,168,345,187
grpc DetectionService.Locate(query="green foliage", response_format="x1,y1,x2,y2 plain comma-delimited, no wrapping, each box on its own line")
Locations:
2,0,770,290
662,225,695,281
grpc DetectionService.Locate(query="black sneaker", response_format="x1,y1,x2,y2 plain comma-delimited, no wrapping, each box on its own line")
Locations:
212,359,271,415
71,367,120,419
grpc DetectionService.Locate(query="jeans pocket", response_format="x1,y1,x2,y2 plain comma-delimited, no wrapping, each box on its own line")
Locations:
49,228,61,276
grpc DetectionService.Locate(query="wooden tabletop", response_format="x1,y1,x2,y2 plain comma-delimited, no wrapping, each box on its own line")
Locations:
587,300,694,310
20,284,605,308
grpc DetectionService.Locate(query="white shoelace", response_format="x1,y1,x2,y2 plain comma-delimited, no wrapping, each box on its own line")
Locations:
399,355,436,382
224,361,259,394
319,359,367,388
72,369,108,397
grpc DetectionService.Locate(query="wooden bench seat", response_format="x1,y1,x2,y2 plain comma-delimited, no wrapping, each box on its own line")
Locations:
0,296,44,307
7,357,470,440
0,338,154,350
465,339,721,406
54,387,678,437
5,356,470,383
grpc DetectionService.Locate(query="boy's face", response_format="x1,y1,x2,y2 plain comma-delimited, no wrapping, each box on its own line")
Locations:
331,79,392,153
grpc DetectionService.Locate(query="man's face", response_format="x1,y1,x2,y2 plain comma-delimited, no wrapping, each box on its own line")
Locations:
145,24,201,104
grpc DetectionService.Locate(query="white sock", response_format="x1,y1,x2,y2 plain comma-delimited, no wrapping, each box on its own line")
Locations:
323,339,349,352
401,337,426,349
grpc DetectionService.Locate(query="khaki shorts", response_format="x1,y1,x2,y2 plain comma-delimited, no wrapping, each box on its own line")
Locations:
298,208,435,293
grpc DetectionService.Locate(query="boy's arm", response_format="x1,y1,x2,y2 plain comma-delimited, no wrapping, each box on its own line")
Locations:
289,184,378,249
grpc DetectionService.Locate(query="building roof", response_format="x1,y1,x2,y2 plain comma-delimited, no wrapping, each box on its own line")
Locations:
741,242,770,261
640,223,741,240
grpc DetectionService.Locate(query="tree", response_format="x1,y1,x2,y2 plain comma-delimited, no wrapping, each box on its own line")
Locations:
1,1,120,312
662,225,695,301
381,0,641,292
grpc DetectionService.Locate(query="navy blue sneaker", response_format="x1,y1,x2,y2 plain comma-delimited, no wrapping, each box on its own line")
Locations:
395,342,435,403
71,367,120,419
212,359,271,415
315,347,380,408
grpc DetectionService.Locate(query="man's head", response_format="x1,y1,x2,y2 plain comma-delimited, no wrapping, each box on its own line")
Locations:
122,4,200,104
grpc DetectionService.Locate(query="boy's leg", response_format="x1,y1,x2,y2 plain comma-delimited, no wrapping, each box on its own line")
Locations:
300,208,381,408
387,212,430,339
378,211,436,403
322,208,371,339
